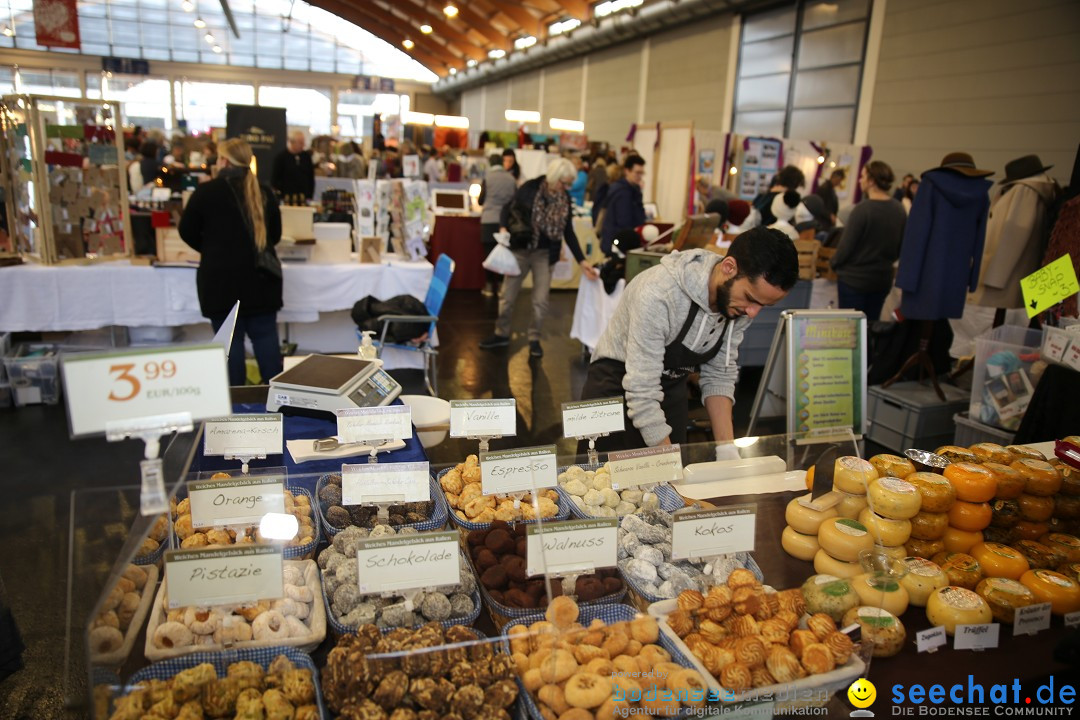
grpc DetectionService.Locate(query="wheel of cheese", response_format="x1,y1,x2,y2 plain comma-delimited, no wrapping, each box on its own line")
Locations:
1013,520,1050,542
1040,533,1080,563
1017,494,1054,522
969,542,1030,580
785,496,838,535
802,574,861,622
1054,495,1080,520
867,477,921,520
851,573,910,617
877,544,908,562
969,443,1016,465
1056,562,1080,584
813,548,862,578
1012,459,1062,497
1060,464,1080,497
942,527,983,554
817,518,875,562
1006,445,1046,461
990,499,1022,528
932,552,984,590
909,511,949,541
982,526,1016,546
901,556,949,607
926,586,993,635
1019,569,1080,615
835,491,869,520
869,454,916,480
982,462,1025,500
907,473,957,513
935,445,978,464
782,525,820,561
975,577,1036,623
944,463,997,503
947,501,992,532
1012,540,1064,570
905,537,945,559
804,465,816,491
858,508,912,547
834,456,877,495
841,606,906,657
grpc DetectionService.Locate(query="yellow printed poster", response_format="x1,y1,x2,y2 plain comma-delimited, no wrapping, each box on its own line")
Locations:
792,317,859,432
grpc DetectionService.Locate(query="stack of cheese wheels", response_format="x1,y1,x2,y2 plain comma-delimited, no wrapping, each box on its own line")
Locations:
832,457,877,520
815,517,874,578
1012,458,1062,542
863,476,921,560
942,463,997,553
782,495,838,561
905,472,957,559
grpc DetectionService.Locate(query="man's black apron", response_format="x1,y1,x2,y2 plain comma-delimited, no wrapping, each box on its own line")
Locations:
579,304,730,453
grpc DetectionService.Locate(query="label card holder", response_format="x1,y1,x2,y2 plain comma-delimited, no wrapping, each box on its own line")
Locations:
671,504,757,560
165,545,284,609
480,445,558,496
917,626,947,653
188,470,286,529
1013,602,1052,636
1065,611,1080,629
356,531,460,594
204,414,284,461
450,399,517,438
607,444,683,490
953,623,1000,651
561,398,625,439
337,406,412,444
526,518,618,577
342,461,430,505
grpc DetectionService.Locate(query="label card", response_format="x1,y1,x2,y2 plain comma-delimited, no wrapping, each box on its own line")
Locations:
165,545,283,609
953,623,1000,651
1063,341,1080,372
356,531,460,594
204,414,283,457
671,504,757,560
337,406,412,443
1013,602,1052,636
450,399,517,438
1021,253,1080,318
526,518,618,576
917,626,947,653
1065,611,1080,629
62,344,231,438
189,473,286,528
480,445,558,495
342,462,430,505
608,445,683,490
561,398,625,439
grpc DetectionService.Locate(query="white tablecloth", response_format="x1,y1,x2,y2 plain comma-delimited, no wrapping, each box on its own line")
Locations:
570,276,625,354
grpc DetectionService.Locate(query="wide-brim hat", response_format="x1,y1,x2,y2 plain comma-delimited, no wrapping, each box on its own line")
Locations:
1000,154,1053,184
928,152,994,178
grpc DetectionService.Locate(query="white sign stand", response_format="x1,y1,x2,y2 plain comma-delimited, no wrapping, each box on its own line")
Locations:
105,411,194,515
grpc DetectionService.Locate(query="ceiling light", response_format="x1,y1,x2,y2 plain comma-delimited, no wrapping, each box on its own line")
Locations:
403,111,434,126
549,18,581,35
181,0,194,11
193,17,206,28
402,39,414,49
204,32,214,43
729,166,738,175
504,109,540,123
514,35,537,50
443,4,458,17
448,67,457,75
488,48,506,59
435,114,469,129
817,155,826,164
595,0,644,18
549,117,584,132
420,24,433,34
212,45,222,53
466,59,477,68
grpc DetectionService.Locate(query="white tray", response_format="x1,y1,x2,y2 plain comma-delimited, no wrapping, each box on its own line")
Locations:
91,564,159,667
144,559,326,661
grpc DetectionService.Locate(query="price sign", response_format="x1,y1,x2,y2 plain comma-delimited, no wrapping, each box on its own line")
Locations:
164,545,283,609
1013,602,1052,636
356,531,460,594
561,398,625,438
337,406,412,443
953,623,1000,651
1021,254,1080,318
526,518,618,576
917,626,947,653
480,445,558,495
61,345,231,438
342,461,430,505
450,399,517,437
189,473,286,528
204,414,283,457
608,445,682,490
671,505,757,560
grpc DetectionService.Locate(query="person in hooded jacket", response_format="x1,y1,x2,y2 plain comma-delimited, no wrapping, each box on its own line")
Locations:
580,227,799,451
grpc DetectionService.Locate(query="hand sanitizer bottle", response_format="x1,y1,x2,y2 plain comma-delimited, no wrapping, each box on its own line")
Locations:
358,331,378,360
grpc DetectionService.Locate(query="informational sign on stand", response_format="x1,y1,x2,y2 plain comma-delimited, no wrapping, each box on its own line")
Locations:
561,398,624,439
608,445,682,489
526,518,617,576
189,473,286,528
356,531,459,594
450,399,517,438
671,505,757,559
165,545,284,609
480,445,558,495
203,414,283,457
337,406,411,443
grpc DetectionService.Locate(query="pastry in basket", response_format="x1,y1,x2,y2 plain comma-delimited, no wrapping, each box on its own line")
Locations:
136,514,171,558
319,471,433,530
171,481,315,549
90,563,152,657
442,455,560,523
558,462,661,517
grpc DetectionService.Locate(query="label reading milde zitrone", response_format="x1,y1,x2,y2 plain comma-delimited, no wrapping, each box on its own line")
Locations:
671,504,757,559
561,398,625,438
189,474,285,528
356,531,460,594
526,518,617,576
165,545,284,609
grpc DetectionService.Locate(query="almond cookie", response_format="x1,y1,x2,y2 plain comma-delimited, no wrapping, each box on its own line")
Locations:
538,649,578,684
667,668,708,707
720,662,753,693
807,613,837,640
824,630,855,665
563,672,610,709
800,643,836,675
765,646,805,684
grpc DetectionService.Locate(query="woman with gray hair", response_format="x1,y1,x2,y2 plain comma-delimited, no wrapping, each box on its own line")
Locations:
479,157,598,358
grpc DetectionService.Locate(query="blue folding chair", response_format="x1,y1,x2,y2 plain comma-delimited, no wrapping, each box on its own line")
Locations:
360,254,455,396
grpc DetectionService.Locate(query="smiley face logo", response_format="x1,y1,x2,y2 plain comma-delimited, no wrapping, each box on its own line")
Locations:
847,678,876,709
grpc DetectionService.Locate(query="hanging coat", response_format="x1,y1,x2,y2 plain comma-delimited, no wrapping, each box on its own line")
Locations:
895,169,992,320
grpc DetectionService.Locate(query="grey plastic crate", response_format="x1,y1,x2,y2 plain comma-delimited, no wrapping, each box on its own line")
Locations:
953,412,1015,447
867,381,970,453
3,344,61,406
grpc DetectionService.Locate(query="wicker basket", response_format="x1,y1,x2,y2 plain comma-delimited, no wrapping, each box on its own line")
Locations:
436,466,570,543
315,473,448,538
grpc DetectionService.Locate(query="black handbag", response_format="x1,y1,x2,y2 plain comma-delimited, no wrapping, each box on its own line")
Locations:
505,201,534,250
255,246,282,279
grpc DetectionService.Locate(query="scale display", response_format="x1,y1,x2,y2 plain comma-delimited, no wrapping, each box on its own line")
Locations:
266,355,402,417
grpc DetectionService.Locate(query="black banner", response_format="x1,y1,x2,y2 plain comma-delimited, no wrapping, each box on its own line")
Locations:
225,104,286,187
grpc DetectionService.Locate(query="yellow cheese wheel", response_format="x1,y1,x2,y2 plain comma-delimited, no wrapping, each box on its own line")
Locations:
877,544,908,562
942,527,983,554
1040,533,1080,563
817,517,875,562
1013,520,1050,542
935,445,978,464
1019,569,1080,615
969,443,1016,465
1006,445,1046,461
834,456,877,495
813,549,862,578
1060,463,1080,497
926,586,993,635
1017,494,1054,522
858,508,912,547
909,511,949,541
969,542,1030,580
944,463,998,503
867,477,922,520
835,491,869,520
947,501,992,532
782,525,820,561
907,473,957,513
983,462,1026,500
869,454,916,480
975,577,1036,623
784,496,838,535
901,557,949,607
932,552,984,590
851,573,910,617
841,606,906,657
905,537,945,559
1012,459,1062,497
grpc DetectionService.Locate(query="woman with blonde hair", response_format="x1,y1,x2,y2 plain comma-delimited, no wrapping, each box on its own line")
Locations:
179,138,283,384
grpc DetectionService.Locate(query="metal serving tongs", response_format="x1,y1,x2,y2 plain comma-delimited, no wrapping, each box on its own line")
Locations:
312,435,367,452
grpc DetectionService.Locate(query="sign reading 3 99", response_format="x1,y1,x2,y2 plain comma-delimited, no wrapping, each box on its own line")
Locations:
108,359,179,401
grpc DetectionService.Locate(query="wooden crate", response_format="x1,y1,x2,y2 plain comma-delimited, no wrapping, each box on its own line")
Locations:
155,226,200,264
816,246,837,281
794,239,820,281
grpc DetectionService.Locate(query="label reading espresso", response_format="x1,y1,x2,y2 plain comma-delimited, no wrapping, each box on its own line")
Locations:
356,531,460,594
526,518,617,576
189,473,286,528
450,399,517,438
671,505,757,560
561,398,625,439
607,444,683,490
165,545,284,609
480,445,557,495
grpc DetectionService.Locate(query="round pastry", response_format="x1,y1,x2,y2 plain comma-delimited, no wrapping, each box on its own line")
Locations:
823,630,855,665
251,610,290,641
720,663,753,693
727,568,759,590
1012,459,1062,497
668,669,708,707
545,596,579,630
213,620,253,644
152,620,193,649
983,462,1026,500
969,443,1015,465
750,666,776,689
733,636,766,668
789,629,819,657
764,646,804,683
800,643,836,675
934,445,978,464
89,626,124,654
184,608,220,635
538,649,577,683
759,618,790,645
807,612,837,640
563,672,610,709
677,589,705,613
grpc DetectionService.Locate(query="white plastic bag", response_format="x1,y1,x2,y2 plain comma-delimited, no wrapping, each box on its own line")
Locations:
483,243,521,276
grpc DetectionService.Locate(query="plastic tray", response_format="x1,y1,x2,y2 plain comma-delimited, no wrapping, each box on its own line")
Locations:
437,466,570,534
315,472,448,538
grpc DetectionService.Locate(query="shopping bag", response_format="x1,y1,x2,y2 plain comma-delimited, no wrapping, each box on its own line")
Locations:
551,242,574,282
483,243,521,276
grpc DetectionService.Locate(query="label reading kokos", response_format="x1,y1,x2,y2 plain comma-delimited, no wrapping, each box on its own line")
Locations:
671,505,757,560
337,406,412,443
450,399,517,438
526,518,617,576
203,414,283,457
165,545,284,609
480,445,558,495
608,444,683,490
342,462,430,505
953,623,1000,651
561,398,624,439
189,474,286,528
356,531,460,594
1013,602,1052,636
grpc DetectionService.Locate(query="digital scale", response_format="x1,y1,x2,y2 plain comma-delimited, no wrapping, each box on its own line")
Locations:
266,355,402,419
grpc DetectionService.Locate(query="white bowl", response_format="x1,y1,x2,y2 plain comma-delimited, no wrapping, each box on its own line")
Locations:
399,394,450,448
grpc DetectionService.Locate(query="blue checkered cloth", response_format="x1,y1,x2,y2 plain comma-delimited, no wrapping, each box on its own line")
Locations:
127,646,327,718
315,473,448,538
133,535,166,566
620,552,764,606
437,467,570,532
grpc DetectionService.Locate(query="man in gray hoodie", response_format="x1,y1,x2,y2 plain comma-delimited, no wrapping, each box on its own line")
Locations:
580,227,799,450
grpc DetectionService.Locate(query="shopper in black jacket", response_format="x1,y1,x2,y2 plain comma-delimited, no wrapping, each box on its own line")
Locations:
179,138,284,385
